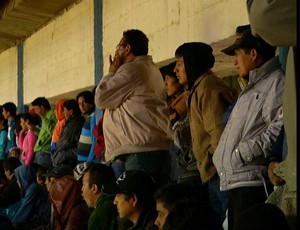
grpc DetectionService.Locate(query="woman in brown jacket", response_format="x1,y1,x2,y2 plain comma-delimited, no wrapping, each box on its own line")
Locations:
174,42,238,223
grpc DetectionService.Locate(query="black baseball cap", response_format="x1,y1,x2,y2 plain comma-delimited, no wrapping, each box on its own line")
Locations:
221,28,273,56
102,170,156,196
42,164,73,178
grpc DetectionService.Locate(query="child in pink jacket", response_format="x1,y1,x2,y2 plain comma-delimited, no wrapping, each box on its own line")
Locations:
19,113,39,165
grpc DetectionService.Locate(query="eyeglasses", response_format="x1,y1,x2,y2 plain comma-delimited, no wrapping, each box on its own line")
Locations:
116,44,127,50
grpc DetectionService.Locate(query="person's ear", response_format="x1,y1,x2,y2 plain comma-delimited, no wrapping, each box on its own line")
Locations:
125,44,131,55
132,194,138,207
92,184,99,194
250,48,258,62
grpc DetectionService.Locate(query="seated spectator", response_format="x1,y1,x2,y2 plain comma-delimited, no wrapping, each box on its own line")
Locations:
11,164,49,229
31,97,57,170
160,61,186,126
153,183,199,230
81,162,118,229
92,110,106,164
26,163,51,229
52,99,85,168
18,113,40,165
2,102,17,156
0,113,8,179
44,164,91,230
160,61,186,184
76,91,96,163
34,164,48,188
103,170,158,230
50,98,67,152
0,157,22,208
233,203,290,230
9,147,21,159
14,114,22,149
163,198,223,230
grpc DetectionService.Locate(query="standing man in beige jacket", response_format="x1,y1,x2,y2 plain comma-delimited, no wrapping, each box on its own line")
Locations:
95,29,172,187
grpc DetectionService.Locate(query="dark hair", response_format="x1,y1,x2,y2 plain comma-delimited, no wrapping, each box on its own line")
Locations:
2,102,17,117
123,29,149,56
154,183,199,212
236,24,251,34
124,190,155,209
63,99,81,117
31,97,51,110
85,162,116,190
76,91,95,107
240,28,276,61
36,165,49,185
163,199,223,230
160,62,177,81
175,42,215,90
3,157,21,172
19,112,40,126
9,147,21,156
0,113,8,131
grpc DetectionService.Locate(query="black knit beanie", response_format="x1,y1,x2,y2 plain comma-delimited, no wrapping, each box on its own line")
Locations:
175,42,215,90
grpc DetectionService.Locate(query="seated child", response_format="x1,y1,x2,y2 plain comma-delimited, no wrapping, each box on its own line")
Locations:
9,147,22,160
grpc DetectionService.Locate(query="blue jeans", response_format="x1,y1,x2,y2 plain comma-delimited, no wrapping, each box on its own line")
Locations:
208,174,228,223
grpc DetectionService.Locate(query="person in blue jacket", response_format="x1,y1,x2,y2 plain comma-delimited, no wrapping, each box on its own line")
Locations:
11,164,49,228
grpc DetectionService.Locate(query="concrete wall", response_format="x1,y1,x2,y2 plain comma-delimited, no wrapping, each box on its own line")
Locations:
0,47,18,105
0,0,249,107
23,0,94,104
102,0,249,71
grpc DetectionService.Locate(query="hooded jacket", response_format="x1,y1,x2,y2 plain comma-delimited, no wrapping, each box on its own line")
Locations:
51,98,67,151
12,165,48,226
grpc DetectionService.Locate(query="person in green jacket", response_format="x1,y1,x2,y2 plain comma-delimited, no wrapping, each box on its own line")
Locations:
81,162,118,230
31,97,57,169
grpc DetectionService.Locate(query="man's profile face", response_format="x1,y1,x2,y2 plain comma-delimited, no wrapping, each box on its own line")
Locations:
155,201,169,230
32,105,43,118
113,193,134,219
81,171,94,207
115,37,127,65
234,48,255,78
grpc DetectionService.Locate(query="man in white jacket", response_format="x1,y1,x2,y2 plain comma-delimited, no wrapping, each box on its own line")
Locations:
213,26,284,230
246,1,297,229
95,29,172,187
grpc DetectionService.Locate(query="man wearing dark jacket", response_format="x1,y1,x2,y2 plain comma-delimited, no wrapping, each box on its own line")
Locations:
103,170,158,230
81,162,118,230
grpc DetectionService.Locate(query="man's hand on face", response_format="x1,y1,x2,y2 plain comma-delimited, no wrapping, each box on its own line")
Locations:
109,51,123,74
